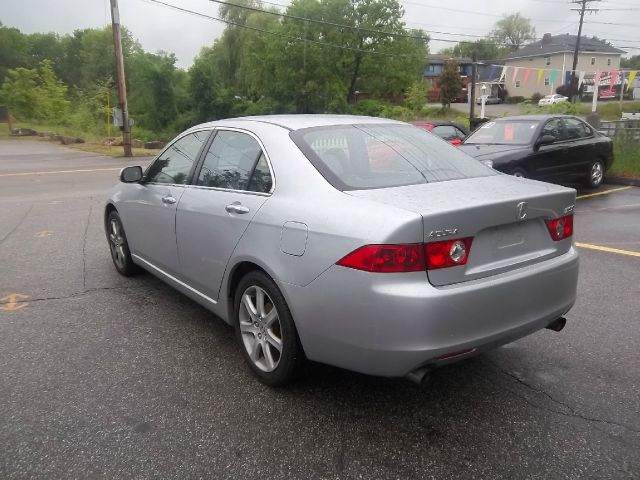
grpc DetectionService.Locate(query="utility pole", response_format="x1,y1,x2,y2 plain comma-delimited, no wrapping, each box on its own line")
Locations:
469,53,477,124
569,0,600,103
110,0,132,157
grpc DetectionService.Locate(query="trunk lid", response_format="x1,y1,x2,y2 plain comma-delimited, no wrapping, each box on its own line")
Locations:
347,175,576,286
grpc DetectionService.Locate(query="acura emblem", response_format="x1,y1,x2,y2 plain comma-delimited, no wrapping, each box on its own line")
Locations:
516,202,528,221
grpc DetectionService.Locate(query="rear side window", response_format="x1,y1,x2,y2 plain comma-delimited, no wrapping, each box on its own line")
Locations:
197,130,272,193
432,125,459,141
563,118,590,140
291,124,495,190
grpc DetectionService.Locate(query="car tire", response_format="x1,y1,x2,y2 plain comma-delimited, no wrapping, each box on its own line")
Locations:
511,168,527,178
234,271,304,386
584,159,605,189
106,210,139,276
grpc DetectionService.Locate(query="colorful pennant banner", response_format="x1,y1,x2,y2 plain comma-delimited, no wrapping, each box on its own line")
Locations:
478,63,638,90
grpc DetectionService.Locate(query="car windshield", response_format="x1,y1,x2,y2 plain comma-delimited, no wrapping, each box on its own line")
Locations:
464,120,539,145
544,95,554,99
290,124,496,190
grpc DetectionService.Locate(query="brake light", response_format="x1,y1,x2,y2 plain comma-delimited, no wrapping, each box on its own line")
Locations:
425,237,474,270
545,214,573,241
337,244,425,272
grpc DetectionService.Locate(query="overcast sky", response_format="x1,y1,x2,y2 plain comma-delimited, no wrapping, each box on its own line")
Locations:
2,0,638,69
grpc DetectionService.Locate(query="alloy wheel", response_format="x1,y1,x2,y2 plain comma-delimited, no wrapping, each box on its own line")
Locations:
591,162,603,186
239,285,283,372
108,218,127,270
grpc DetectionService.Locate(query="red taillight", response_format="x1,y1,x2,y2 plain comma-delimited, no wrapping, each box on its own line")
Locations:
545,214,573,241
425,237,474,270
337,244,425,272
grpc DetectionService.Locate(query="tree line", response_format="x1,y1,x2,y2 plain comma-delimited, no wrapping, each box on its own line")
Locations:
0,0,429,140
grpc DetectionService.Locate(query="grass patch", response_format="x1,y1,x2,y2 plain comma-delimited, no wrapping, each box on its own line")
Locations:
610,138,640,177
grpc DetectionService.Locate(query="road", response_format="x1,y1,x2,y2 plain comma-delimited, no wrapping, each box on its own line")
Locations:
1,140,639,479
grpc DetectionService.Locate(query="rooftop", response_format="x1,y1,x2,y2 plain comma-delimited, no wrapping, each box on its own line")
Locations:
504,34,625,60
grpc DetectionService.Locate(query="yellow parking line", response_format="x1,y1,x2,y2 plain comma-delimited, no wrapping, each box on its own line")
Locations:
0,167,120,178
577,186,632,200
575,242,640,257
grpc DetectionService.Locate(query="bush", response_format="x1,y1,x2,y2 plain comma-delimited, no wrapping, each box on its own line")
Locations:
404,80,427,112
380,105,415,121
350,99,389,117
505,96,525,104
531,92,543,105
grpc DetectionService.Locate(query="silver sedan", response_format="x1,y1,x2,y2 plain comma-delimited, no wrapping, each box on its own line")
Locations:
105,115,579,385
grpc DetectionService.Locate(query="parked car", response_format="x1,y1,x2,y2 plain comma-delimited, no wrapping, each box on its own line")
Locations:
598,90,616,100
538,94,568,106
459,115,613,188
413,120,469,146
106,115,579,386
476,94,502,105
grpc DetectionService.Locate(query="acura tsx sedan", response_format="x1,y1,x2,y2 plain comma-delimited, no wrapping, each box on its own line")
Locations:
105,115,579,386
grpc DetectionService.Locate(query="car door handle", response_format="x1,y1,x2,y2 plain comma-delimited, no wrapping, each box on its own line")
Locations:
225,203,250,214
161,195,177,205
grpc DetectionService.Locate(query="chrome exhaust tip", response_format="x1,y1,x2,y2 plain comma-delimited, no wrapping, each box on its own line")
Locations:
405,365,432,385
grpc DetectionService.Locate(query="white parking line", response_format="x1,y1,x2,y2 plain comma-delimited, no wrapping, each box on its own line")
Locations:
0,167,121,178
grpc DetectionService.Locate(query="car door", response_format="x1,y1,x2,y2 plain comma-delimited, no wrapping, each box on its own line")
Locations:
562,117,596,177
119,130,210,276
529,118,571,180
175,128,273,301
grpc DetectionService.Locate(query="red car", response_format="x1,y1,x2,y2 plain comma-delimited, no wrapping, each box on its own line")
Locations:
413,121,469,146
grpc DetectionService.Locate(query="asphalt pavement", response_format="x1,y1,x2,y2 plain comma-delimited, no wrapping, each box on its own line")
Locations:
1,139,639,479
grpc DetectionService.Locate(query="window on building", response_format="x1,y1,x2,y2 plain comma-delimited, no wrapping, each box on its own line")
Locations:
544,77,550,86
515,80,521,88
607,58,611,66
591,57,596,65
545,56,551,66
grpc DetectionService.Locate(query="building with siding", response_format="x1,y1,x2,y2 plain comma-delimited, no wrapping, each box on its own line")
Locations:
503,33,625,98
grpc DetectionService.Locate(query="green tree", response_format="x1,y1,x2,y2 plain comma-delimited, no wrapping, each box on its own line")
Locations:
443,39,508,61
491,13,536,51
404,79,426,112
438,59,461,108
0,60,69,121
621,55,640,70
0,67,39,119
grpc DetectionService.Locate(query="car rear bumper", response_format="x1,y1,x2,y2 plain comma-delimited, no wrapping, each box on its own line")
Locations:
283,246,579,377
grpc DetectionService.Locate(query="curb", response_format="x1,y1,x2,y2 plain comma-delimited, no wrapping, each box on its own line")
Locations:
606,176,640,187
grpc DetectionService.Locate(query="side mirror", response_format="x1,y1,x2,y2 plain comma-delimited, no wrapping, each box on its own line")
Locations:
120,166,143,183
537,134,556,147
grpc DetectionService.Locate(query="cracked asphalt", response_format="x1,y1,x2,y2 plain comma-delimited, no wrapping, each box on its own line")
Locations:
1,140,639,479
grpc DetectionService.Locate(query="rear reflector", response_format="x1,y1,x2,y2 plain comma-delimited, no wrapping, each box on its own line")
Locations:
425,237,474,270
545,214,573,241
437,348,475,360
337,244,425,272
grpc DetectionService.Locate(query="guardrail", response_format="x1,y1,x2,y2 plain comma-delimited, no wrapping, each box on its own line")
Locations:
599,119,640,141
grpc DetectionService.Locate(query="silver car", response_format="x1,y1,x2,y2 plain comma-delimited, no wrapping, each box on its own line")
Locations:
105,115,579,386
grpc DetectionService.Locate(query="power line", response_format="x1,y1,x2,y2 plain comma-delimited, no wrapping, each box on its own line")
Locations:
205,0,529,46
209,0,430,41
141,0,425,56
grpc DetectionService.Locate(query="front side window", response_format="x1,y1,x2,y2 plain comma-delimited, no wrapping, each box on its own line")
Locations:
197,130,272,193
465,120,539,145
542,118,565,141
146,131,209,184
291,124,495,190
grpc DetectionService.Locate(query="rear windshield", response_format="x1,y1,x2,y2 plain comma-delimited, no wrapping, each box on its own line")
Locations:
464,120,538,145
290,124,496,190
